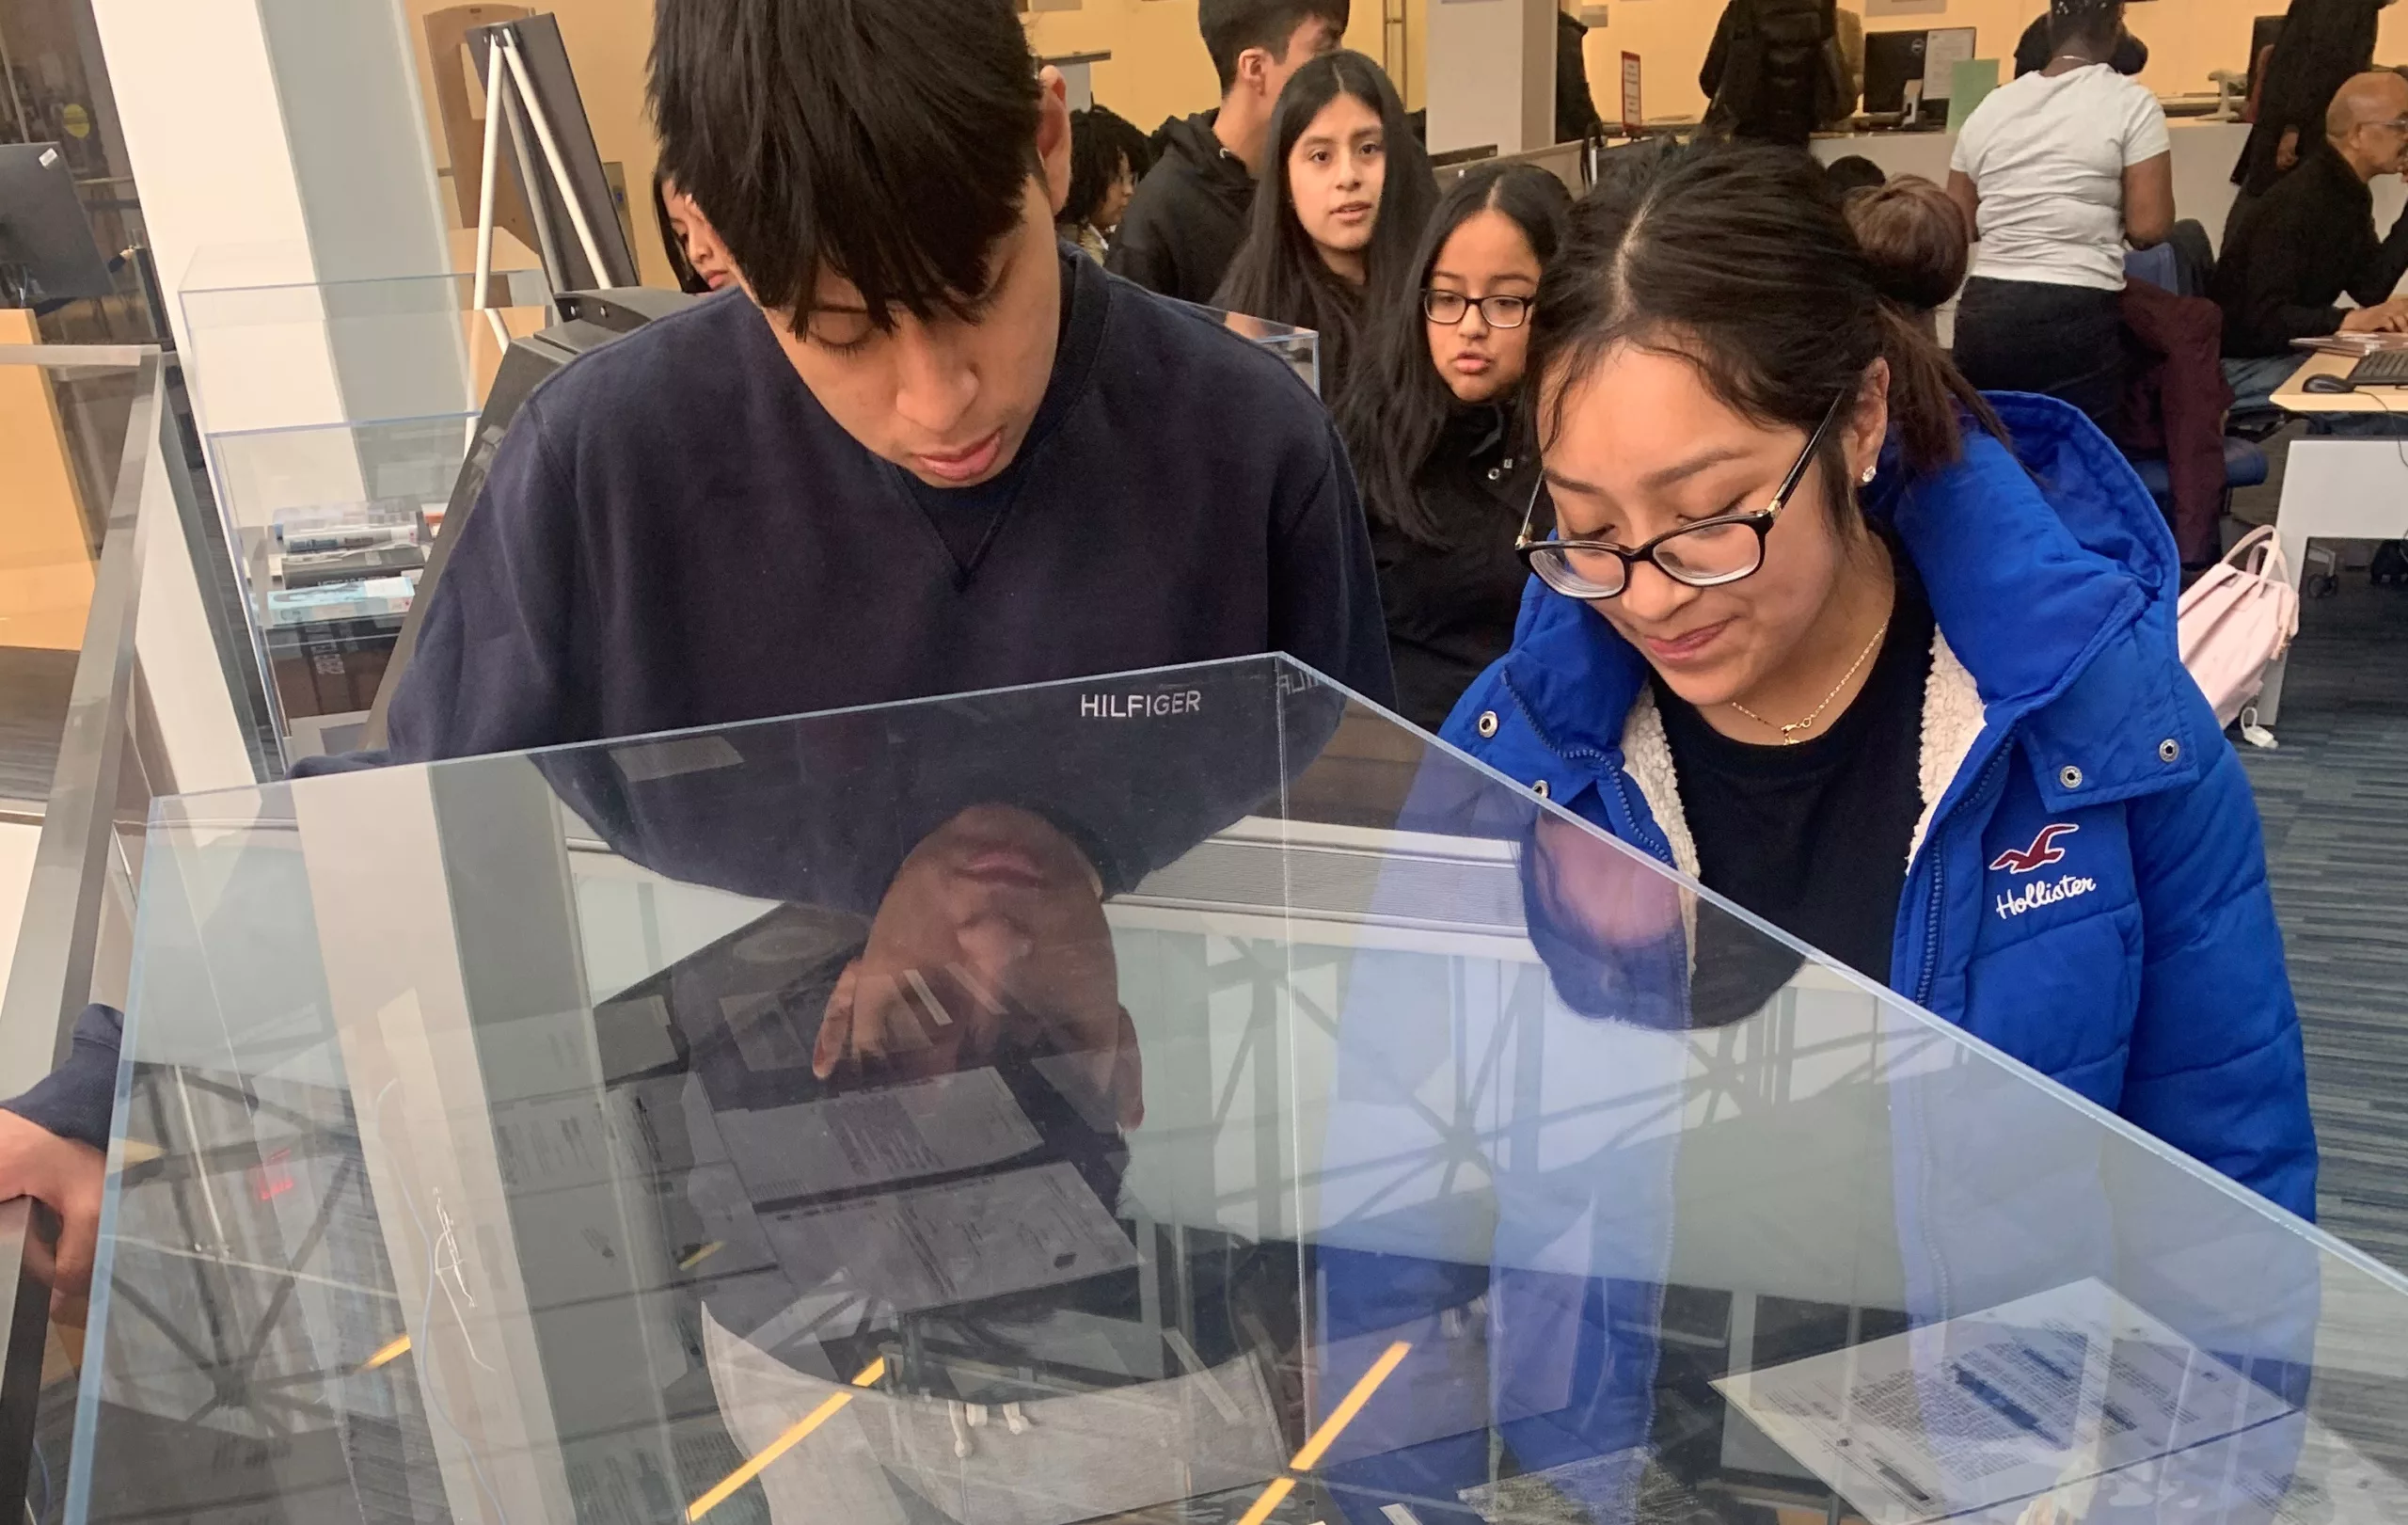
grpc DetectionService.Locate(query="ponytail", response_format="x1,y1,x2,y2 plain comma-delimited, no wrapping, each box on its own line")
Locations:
1877,300,2005,476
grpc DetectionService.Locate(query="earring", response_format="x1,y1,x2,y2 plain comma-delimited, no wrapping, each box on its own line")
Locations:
1860,465,1877,485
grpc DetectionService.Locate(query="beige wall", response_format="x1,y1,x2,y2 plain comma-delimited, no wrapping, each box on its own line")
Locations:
1580,1,2408,128
1024,0,1418,128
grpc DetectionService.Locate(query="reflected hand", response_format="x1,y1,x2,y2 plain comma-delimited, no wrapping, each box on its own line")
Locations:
0,1110,104,1316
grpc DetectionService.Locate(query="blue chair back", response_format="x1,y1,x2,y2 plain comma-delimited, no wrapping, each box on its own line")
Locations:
2125,243,2180,294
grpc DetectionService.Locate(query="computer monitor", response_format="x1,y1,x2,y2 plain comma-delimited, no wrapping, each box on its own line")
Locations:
0,143,113,308
1863,30,1931,118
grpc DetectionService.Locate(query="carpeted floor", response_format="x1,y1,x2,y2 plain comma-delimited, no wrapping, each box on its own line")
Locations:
2236,570,2408,1274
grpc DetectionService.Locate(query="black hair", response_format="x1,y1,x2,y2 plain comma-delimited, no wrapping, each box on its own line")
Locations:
1823,154,1887,197
2050,0,2125,53
650,165,710,296
1212,50,1435,409
1337,165,1571,547
650,0,1042,331
1062,104,1142,229
1200,0,1352,95
1533,144,2003,516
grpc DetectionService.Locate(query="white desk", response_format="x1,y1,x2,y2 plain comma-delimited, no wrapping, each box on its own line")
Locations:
2254,351,2408,726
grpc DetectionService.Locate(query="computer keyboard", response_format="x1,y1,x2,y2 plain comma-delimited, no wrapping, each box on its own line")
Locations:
2343,349,2408,388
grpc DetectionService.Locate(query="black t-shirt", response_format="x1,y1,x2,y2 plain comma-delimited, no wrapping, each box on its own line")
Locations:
1654,562,1935,998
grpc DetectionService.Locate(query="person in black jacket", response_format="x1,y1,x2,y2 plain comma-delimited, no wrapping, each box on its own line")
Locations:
2217,69,2408,427
1215,50,1437,410
1108,0,1349,302
1337,165,1572,731
1557,7,1605,145
2234,0,2399,199
1700,0,1842,149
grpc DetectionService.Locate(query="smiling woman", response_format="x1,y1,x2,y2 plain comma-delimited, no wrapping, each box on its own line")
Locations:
1212,49,1435,409
1440,144,2317,1224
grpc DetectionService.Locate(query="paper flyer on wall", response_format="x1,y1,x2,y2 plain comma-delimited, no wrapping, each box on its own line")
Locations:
1713,1279,2402,1525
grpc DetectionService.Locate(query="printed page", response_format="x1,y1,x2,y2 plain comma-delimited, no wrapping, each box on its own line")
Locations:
1715,1279,2300,1524
763,1159,1139,1316
720,1067,1042,1199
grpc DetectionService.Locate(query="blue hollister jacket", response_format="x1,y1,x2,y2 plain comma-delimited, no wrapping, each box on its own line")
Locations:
1439,394,2317,1221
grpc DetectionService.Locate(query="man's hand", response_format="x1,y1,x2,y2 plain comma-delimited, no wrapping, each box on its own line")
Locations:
2339,297,2408,333
0,1110,103,1314
2275,127,2301,173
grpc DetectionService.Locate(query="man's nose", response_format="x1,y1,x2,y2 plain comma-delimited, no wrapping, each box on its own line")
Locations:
889,319,979,437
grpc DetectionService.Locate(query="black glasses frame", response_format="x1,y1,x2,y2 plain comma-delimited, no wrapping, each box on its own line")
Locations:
1514,390,1853,600
1421,289,1532,329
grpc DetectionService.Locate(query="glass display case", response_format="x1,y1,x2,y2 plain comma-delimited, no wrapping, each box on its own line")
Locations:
178,264,554,753
70,672,2408,1522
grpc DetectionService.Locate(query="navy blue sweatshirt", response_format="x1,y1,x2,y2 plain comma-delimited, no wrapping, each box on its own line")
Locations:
385,246,1391,759
7,247,1392,1151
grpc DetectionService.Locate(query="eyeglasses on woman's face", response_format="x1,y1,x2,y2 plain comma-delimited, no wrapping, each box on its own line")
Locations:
1515,390,1852,601
1422,290,1531,329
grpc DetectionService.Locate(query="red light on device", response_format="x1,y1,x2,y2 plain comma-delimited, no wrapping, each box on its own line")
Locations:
251,1148,295,1201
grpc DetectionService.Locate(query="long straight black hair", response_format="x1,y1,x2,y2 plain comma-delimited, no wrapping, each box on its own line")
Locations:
1533,144,2003,521
1337,164,1572,547
1212,50,1435,407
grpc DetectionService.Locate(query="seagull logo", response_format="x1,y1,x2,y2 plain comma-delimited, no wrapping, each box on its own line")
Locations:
1991,823,2079,875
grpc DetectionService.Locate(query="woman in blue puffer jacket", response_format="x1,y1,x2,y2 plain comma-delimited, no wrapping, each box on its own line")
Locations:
1441,144,2317,1220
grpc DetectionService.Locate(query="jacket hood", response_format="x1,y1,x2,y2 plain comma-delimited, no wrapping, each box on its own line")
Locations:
1156,112,1245,175
1496,393,2178,762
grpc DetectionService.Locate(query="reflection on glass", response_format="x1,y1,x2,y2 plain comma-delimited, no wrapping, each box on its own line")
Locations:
72,658,2408,1525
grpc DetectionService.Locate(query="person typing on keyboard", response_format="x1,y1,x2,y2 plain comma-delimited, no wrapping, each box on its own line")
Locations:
2214,69,2408,433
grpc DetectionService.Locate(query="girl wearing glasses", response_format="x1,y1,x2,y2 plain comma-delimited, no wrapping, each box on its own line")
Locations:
1443,146,2313,1218
1338,165,1572,730
1214,51,1435,410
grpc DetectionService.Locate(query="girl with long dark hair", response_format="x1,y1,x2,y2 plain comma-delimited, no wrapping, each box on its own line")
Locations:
1336,164,1571,730
1213,50,1435,406
1443,145,2313,1218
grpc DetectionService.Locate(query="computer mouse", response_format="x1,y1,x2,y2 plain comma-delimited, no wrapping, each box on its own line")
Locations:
2305,373,2356,394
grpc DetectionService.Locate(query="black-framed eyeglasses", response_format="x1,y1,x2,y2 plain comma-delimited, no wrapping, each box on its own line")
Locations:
1422,290,1531,329
1515,390,1851,601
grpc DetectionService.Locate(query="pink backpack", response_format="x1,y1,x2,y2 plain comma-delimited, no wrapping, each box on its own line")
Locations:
2178,526,2299,749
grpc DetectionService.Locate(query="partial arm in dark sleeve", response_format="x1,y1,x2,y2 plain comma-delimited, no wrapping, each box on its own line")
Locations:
1701,4,1734,96
2349,201,2408,308
0,1005,123,1151
1103,190,1179,298
2237,217,2350,348
1273,421,1397,707
379,400,586,764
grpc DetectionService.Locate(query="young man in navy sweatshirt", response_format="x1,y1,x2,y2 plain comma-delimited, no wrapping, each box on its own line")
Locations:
0,0,1391,1306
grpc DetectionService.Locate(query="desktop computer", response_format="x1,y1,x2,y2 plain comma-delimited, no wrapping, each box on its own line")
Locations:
0,143,113,308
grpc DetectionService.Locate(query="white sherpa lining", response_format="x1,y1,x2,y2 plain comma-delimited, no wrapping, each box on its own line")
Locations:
1619,631,1985,874
1910,632,1984,865
1618,690,1700,880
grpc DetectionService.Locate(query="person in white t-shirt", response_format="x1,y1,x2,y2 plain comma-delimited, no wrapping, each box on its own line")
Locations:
1945,0,2173,428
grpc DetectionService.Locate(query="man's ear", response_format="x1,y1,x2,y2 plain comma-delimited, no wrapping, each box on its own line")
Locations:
1235,44,1274,101
1037,66,1073,218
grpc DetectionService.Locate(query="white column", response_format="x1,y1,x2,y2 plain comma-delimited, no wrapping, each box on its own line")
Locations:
1425,0,1558,156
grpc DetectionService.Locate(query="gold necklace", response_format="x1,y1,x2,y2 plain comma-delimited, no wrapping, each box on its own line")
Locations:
1728,619,1891,745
